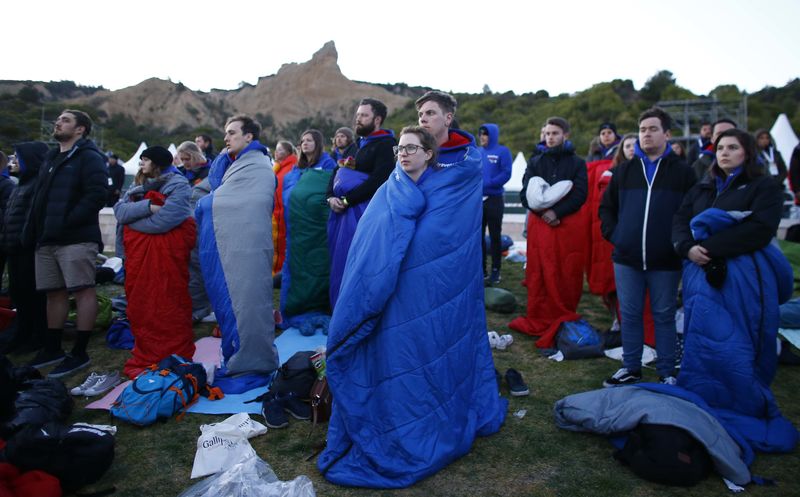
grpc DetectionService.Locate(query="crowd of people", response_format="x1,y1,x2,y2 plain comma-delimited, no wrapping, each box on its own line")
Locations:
0,93,798,488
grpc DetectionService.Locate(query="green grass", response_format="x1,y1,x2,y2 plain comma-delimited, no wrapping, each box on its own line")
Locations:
7,254,800,497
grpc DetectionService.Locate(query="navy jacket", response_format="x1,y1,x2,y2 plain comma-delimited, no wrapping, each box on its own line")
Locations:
520,141,588,219
479,123,513,196
672,170,782,260
2,142,49,253
600,144,695,271
29,138,109,249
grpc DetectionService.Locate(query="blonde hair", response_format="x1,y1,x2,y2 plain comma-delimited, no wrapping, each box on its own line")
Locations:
177,141,207,166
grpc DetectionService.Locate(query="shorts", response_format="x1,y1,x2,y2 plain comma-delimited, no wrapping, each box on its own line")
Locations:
35,242,99,291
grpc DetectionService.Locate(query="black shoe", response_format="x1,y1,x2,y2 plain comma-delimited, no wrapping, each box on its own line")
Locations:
282,392,311,420
505,368,530,396
489,268,501,285
47,353,90,378
27,348,66,369
261,393,289,428
602,368,642,387
779,342,800,366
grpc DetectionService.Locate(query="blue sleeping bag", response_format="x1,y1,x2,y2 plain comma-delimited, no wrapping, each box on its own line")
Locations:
318,131,507,488
679,208,798,453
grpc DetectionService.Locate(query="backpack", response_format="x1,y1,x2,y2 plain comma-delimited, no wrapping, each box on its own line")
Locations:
614,423,712,486
3,421,115,492
484,287,517,314
269,351,317,399
110,355,207,426
556,319,604,359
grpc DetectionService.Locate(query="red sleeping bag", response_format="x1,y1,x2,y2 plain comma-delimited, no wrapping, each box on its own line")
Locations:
122,191,197,379
509,208,588,348
585,160,616,297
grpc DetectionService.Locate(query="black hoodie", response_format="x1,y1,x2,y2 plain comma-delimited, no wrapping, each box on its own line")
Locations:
2,142,49,253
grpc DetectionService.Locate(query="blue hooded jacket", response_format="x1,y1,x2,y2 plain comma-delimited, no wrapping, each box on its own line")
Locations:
479,124,513,196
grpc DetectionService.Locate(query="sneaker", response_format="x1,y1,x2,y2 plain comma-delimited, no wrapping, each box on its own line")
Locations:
47,354,90,379
487,331,500,348
261,393,289,429
489,268,501,285
505,368,530,396
495,334,514,351
603,368,642,388
28,348,65,369
70,372,102,396
84,371,122,396
282,392,311,420
659,375,677,386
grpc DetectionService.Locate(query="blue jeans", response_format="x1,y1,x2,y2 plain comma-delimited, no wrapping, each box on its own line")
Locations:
614,263,680,377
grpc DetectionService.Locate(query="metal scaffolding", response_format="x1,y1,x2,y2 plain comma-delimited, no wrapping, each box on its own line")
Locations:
656,97,748,142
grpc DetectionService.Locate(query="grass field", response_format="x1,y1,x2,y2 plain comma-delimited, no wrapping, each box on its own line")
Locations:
7,243,800,497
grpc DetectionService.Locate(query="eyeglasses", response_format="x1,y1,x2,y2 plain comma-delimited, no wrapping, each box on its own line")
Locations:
393,144,426,156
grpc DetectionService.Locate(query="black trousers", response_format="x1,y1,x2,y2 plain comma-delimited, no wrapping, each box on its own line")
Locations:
7,251,47,347
482,195,504,272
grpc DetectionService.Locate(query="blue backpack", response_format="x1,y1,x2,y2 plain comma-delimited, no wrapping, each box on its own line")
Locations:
110,355,209,426
556,319,604,360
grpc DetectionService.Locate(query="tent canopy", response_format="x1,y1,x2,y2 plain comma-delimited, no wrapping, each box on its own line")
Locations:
770,114,798,163
507,151,528,192
122,142,147,175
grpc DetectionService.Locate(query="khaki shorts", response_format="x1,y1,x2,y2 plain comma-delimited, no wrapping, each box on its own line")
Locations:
35,243,98,291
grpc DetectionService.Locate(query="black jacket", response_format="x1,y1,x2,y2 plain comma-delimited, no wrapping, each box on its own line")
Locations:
791,144,800,194
599,152,696,271
28,138,108,248
326,133,396,205
2,142,49,253
520,143,587,219
672,170,782,260
0,176,13,226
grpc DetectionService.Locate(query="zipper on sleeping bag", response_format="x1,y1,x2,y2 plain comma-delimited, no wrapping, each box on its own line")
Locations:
327,314,380,359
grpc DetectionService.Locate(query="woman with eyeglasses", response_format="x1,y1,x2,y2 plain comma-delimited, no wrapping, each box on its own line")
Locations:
279,129,336,333
320,125,506,487
672,128,797,452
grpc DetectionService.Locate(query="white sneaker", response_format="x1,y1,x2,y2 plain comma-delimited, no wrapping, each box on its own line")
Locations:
495,334,514,350
659,375,678,386
70,372,102,396
84,371,122,396
487,331,500,348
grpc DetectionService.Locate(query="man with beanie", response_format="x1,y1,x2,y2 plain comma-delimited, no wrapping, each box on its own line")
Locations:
27,110,108,377
478,124,513,284
330,127,357,162
587,122,621,162
326,98,396,307
599,107,695,387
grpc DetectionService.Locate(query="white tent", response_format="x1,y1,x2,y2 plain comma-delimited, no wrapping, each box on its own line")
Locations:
122,142,147,175
168,143,177,157
770,114,798,164
507,151,528,192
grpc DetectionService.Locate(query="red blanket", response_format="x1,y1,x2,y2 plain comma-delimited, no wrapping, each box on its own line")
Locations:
509,209,588,348
123,193,196,379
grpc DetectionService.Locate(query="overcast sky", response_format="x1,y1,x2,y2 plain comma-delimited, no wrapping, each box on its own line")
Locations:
5,0,798,96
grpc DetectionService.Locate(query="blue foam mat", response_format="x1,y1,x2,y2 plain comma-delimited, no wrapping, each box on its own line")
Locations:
187,327,327,414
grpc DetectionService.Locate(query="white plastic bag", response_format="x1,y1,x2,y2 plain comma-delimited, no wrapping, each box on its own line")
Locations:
190,413,266,478
202,413,267,439
179,455,316,497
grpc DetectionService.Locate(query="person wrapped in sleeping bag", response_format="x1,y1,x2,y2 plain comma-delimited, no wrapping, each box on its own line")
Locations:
280,130,335,332
318,126,507,488
510,118,588,348
113,146,195,379
196,118,279,394
672,129,798,453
